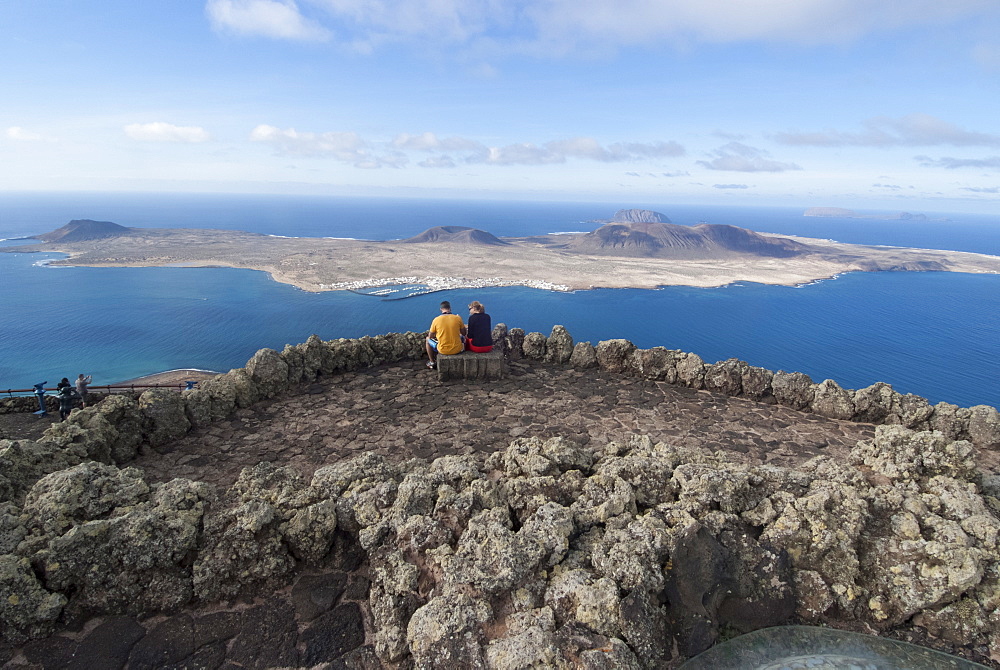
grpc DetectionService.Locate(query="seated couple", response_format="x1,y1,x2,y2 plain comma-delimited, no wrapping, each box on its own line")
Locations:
425,300,493,369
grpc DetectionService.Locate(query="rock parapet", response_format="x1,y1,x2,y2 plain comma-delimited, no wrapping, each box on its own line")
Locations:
2,427,999,666
1,326,999,667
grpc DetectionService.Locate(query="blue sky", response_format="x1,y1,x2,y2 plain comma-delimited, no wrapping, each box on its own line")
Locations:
2,0,1000,212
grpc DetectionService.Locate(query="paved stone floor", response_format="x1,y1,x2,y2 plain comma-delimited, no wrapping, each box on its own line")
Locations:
0,411,61,442
3,547,376,670
132,360,879,490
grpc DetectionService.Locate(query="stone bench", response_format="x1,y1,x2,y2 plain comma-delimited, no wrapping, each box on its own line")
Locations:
437,350,506,381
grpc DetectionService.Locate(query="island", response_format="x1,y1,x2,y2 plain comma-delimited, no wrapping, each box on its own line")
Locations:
803,207,947,221
6,209,999,294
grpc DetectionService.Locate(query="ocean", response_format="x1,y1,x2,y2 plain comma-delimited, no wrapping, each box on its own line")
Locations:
1,192,998,408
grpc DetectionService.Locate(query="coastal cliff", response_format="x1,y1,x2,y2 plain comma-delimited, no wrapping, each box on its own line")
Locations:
2,329,999,668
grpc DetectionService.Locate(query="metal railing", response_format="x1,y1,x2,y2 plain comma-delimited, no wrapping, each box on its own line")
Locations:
2,382,199,398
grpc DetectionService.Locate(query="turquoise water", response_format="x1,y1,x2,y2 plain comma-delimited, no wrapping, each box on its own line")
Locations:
1,193,998,407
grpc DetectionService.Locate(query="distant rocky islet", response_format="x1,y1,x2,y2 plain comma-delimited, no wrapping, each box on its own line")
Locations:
803,206,945,221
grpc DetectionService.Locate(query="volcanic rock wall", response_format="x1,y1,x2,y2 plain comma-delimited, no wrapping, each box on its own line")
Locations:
2,326,1000,667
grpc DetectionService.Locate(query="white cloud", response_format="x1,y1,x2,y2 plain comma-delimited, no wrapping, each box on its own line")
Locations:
528,0,998,48
916,154,1000,169
612,141,686,159
392,132,684,166
334,0,492,39
250,124,364,156
254,125,686,168
250,124,407,167
546,137,685,162
239,0,1000,52
206,0,331,41
698,142,800,172
5,127,54,142
463,137,684,165
545,137,611,161
125,122,211,143
356,151,408,169
392,132,483,152
624,170,689,178
713,183,750,189
474,143,564,166
777,114,1000,148
418,155,457,168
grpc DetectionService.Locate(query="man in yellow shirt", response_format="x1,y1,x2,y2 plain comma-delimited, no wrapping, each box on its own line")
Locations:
425,301,466,369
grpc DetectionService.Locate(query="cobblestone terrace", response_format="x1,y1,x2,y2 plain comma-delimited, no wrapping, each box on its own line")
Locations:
131,359,881,489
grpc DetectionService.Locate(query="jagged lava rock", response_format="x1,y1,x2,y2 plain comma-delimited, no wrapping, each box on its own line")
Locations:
569,341,598,369
546,325,574,364
1,327,999,667
522,331,548,360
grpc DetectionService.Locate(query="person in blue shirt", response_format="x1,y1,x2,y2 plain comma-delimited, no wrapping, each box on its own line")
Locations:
466,301,493,352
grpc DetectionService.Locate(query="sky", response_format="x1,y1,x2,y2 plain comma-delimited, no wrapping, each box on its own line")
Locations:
2,0,1000,212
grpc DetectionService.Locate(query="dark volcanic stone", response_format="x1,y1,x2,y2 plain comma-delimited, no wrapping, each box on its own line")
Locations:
343,575,372,602
165,640,226,670
127,615,195,670
333,645,383,670
291,572,349,622
619,589,667,668
227,599,298,669
70,616,145,670
193,610,242,647
328,531,366,572
553,621,606,658
299,602,366,665
716,528,796,633
664,527,731,657
22,634,77,669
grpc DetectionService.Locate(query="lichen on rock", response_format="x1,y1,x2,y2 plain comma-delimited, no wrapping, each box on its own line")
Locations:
569,341,598,369
595,339,637,375
139,388,190,448
0,554,67,645
522,331,548,361
546,325,575,364
406,592,492,668
811,378,855,420
2,328,999,666
850,424,977,482
772,370,815,410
